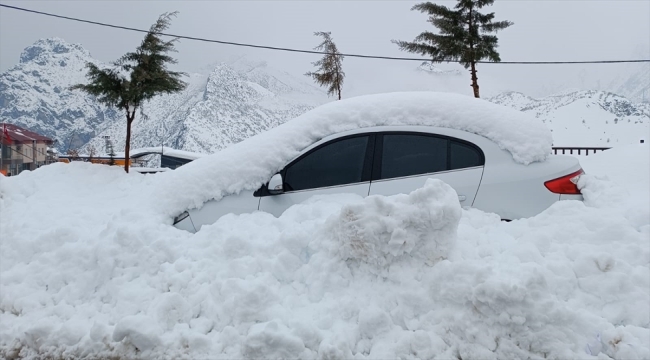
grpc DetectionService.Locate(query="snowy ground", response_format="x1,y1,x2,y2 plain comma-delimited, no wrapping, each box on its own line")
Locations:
0,144,648,359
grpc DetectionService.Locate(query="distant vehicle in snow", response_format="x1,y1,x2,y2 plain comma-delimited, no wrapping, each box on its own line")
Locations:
173,124,584,233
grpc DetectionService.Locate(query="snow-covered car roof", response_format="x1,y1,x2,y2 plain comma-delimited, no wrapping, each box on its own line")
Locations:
266,91,551,165
158,92,552,214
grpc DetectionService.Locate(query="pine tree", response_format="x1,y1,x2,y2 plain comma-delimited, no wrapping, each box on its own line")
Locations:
393,0,512,98
305,32,345,100
72,12,187,173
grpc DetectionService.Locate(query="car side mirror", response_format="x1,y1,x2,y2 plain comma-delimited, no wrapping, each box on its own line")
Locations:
268,173,284,195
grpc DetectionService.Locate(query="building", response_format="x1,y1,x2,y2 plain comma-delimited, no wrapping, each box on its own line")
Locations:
129,146,205,170
56,146,203,172
1,123,55,176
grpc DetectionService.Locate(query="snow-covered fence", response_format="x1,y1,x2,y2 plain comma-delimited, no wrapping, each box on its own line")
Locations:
552,147,611,156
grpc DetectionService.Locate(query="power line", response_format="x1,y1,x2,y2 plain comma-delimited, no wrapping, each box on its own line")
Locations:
1,3,649,64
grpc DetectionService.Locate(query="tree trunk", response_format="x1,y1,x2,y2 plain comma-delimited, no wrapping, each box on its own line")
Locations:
470,61,480,98
335,63,342,100
124,111,134,173
337,80,341,100
467,5,480,98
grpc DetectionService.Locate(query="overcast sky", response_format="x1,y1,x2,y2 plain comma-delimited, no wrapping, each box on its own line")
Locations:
1,0,648,98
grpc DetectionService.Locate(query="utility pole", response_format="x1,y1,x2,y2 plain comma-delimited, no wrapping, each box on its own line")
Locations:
66,130,76,153
104,135,115,166
32,139,36,170
161,122,164,157
0,123,4,175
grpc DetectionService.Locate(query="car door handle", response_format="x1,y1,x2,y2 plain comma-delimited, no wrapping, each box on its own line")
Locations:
458,195,467,201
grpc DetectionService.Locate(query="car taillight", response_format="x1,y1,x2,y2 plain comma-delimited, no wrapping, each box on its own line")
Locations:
544,169,584,194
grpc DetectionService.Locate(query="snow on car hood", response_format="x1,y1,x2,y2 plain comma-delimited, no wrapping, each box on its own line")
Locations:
154,92,552,216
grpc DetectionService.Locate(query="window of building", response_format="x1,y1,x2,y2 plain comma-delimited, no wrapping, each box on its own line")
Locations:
1,145,10,159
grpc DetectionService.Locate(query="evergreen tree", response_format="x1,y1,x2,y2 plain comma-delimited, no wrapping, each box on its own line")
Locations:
305,32,345,100
393,0,512,98
72,12,187,173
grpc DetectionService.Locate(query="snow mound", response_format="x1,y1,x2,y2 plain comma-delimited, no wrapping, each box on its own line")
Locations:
329,179,461,267
112,315,162,352
242,321,309,359
1,145,647,359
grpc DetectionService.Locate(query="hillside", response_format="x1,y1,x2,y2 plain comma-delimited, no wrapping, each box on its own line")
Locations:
489,90,649,146
1,38,648,155
0,38,327,155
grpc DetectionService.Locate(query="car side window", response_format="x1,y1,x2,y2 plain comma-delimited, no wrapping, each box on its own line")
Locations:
380,134,448,180
283,135,370,191
450,140,484,169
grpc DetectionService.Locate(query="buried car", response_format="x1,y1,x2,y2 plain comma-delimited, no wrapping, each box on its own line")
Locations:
171,92,583,233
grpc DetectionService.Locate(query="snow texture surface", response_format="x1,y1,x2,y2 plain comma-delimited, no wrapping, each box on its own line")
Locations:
1,138,648,359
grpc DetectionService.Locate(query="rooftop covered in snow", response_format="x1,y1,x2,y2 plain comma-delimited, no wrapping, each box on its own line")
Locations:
1,123,53,143
127,147,207,160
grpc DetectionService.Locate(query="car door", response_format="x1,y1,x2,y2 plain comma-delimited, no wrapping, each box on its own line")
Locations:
258,134,374,217
368,132,484,207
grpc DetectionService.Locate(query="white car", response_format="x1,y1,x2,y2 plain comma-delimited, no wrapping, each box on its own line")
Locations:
173,124,583,233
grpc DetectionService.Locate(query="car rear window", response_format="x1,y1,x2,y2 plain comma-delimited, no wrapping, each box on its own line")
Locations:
450,140,484,169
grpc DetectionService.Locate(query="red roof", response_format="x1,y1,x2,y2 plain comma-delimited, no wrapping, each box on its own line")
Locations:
2,123,53,143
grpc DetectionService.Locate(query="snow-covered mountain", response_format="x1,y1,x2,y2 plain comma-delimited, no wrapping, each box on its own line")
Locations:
417,62,462,76
2,38,648,155
607,63,649,104
0,38,120,150
86,60,327,154
489,90,650,146
0,38,327,154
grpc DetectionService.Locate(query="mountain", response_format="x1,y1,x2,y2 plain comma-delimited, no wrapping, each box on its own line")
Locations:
2,38,648,157
489,90,650,146
417,62,462,76
0,38,327,155
606,45,649,104
607,63,649,104
84,60,327,154
0,38,120,151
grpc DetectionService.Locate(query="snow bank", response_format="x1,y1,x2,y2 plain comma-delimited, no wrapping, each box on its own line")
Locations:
1,144,648,359
328,179,461,267
577,143,650,230
152,91,552,218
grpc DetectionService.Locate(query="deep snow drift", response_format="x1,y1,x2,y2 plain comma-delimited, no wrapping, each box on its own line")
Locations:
0,141,648,359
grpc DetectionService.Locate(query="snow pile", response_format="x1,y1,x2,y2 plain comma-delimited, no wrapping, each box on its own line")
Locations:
153,91,552,219
0,145,648,359
329,179,461,267
578,143,650,229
